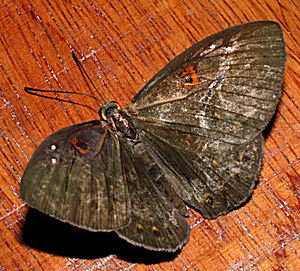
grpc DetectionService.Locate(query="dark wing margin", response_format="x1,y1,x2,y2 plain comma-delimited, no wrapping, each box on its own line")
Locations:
116,138,190,251
20,121,131,231
127,21,286,144
137,122,264,219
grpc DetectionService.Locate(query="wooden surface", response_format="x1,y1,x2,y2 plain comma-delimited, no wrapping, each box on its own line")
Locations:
0,0,299,270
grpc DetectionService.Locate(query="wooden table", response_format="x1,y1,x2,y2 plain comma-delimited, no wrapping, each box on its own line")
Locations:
0,0,299,270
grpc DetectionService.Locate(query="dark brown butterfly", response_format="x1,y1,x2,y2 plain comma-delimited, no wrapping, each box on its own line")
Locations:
20,21,286,252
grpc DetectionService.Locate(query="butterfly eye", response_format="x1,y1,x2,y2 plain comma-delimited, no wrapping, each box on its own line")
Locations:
99,101,120,122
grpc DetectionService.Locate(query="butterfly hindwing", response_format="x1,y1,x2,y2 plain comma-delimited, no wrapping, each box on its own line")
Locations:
128,21,286,144
137,122,264,218
20,121,131,231
116,138,190,251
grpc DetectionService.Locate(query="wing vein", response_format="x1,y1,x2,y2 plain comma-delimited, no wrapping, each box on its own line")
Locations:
137,116,247,139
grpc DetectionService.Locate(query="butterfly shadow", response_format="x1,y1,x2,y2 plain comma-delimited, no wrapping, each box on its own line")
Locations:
22,208,179,264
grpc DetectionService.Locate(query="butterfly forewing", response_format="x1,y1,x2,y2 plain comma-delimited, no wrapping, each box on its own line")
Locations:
127,21,286,144
20,121,131,231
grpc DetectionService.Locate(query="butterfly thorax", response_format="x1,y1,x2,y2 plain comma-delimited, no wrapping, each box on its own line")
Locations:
99,101,136,139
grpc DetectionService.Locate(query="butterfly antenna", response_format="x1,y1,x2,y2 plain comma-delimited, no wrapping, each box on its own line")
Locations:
24,50,107,106
24,87,102,104
71,50,105,102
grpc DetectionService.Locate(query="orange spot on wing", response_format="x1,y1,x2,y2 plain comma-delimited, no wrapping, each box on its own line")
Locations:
136,224,143,230
71,138,90,154
178,66,200,88
152,226,159,232
203,193,215,206
239,152,244,161
180,66,195,77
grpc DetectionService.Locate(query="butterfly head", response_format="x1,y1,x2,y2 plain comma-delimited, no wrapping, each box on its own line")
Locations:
99,101,137,139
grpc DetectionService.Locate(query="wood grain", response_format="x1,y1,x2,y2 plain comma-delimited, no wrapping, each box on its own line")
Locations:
0,0,299,270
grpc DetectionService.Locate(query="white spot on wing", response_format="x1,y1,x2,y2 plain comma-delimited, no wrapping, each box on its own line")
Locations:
51,158,57,164
51,144,56,150
225,47,233,53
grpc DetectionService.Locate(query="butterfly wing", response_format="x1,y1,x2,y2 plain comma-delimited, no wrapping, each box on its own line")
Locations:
20,121,131,231
127,21,286,145
138,124,264,218
116,139,190,251
126,21,286,218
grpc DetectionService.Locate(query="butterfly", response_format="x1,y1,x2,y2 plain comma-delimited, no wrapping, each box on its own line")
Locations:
20,21,286,252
